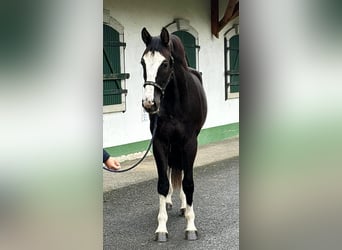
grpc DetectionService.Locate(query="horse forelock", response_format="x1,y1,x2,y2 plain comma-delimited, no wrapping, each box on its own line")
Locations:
144,37,170,58
143,35,187,69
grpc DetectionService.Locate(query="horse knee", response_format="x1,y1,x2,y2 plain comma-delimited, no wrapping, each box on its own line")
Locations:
158,180,169,197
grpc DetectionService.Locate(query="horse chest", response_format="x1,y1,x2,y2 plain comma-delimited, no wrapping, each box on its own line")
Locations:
158,116,185,141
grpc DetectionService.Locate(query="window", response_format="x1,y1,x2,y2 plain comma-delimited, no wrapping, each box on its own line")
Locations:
165,18,200,70
103,13,129,113
224,25,239,99
173,31,198,69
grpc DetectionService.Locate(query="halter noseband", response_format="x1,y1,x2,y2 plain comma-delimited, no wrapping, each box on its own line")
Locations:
143,81,166,95
143,72,173,96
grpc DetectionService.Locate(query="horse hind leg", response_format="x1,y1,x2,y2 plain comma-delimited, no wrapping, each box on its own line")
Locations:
168,147,183,213
179,173,186,216
182,139,198,240
169,167,185,215
165,167,173,210
183,178,198,241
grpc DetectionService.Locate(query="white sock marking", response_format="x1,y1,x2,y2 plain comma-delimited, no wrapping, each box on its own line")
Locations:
185,204,197,231
155,195,168,234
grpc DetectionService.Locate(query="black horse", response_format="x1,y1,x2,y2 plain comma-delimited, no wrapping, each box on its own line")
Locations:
141,27,207,242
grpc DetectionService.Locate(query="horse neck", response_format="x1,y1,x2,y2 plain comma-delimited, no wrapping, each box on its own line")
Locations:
163,64,189,115
174,63,189,96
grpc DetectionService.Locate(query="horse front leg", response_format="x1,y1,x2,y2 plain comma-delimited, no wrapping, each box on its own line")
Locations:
155,192,169,242
153,140,169,242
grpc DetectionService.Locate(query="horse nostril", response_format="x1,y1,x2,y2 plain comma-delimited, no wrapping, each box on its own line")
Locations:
143,99,155,109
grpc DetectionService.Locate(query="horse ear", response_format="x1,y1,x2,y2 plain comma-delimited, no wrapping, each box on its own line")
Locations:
160,27,170,46
142,27,152,46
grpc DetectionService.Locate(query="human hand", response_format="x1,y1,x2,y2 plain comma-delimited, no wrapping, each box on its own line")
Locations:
104,157,121,170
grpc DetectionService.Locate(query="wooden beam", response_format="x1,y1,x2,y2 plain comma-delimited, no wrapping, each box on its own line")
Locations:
219,12,239,32
219,0,238,27
231,9,239,22
211,0,219,38
211,0,239,38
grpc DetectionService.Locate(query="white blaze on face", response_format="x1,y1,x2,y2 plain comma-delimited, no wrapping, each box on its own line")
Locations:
142,51,166,108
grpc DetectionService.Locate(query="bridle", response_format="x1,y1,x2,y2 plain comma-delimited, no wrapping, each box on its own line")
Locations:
143,71,173,96
143,55,174,96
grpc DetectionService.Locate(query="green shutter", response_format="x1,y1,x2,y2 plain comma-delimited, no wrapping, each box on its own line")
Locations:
173,31,197,69
229,35,239,93
103,24,129,106
224,35,240,99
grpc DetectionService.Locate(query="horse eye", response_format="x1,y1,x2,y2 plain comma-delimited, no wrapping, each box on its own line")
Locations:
162,61,168,68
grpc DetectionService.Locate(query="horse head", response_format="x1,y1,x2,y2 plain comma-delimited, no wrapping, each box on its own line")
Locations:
141,27,174,114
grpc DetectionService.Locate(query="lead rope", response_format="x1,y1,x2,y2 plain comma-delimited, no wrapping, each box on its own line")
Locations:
102,116,158,173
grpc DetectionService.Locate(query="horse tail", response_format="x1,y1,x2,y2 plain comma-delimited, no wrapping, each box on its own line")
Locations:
171,168,182,190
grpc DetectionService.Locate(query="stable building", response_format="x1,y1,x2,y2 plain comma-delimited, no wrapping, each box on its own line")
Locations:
103,0,239,157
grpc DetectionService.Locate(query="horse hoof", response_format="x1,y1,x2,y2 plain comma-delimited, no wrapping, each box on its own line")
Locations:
179,208,185,216
155,232,168,242
166,203,172,210
185,230,198,241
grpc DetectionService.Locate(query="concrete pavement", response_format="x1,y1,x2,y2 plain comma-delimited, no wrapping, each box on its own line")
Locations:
103,156,239,249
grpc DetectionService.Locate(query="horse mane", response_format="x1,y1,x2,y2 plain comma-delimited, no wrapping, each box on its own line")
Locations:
169,35,188,69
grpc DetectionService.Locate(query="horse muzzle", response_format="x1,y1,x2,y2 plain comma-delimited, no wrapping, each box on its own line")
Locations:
142,99,160,114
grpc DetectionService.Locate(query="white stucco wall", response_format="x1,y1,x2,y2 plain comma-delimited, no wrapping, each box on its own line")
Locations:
103,0,239,148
